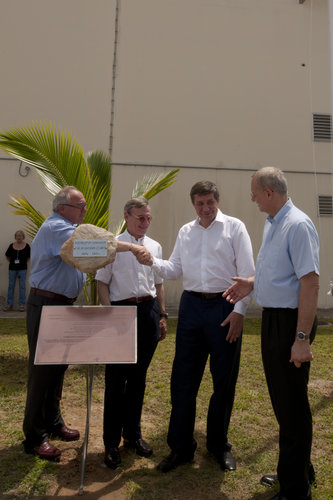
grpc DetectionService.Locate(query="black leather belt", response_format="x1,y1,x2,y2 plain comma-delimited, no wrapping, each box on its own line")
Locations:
30,287,77,304
122,295,155,303
186,291,224,300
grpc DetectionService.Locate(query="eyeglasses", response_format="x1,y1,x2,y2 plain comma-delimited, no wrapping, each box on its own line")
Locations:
62,203,87,211
131,214,152,223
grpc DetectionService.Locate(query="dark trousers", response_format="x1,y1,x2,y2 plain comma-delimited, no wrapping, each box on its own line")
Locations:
261,308,316,500
103,299,160,448
23,292,70,447
167,291,242,455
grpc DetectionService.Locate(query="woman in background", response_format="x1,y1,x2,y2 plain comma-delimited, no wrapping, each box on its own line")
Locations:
4,230,30,311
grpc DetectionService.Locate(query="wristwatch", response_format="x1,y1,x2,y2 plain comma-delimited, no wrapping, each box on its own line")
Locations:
296,331,310,341
160,312,168,319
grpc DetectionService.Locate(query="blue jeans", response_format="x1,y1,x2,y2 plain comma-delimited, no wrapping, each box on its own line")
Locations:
7,269,27,306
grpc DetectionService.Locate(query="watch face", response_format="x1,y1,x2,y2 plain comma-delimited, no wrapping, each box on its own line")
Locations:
297,332,306,340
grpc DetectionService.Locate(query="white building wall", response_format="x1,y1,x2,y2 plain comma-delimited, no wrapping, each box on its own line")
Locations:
0,0,332,311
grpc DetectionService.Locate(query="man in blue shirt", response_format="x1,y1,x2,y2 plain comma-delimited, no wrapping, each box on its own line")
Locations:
23,186,87,461
223,167,319,500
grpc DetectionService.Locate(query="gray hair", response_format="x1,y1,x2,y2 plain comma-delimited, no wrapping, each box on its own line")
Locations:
124,196,149,214
190,181,220,202
253,167,288,196
53,186,78,212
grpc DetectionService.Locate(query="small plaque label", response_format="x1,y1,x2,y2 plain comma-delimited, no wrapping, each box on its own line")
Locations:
73,240,107,257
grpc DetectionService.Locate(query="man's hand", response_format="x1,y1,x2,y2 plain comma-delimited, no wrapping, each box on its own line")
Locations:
159,317,167,341
221,311,244,343
290,340,314,368
131,245,153,265
223,277,254,304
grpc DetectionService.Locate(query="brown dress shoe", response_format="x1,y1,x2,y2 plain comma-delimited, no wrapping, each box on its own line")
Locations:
25,441,62,461
52,425,80,441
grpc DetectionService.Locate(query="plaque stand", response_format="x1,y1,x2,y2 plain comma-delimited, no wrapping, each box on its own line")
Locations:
34,305,137,496
79,365,94,495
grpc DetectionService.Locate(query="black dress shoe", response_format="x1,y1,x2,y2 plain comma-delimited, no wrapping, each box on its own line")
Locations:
261,474,278,486
104,447,121,469
157,450,195,473
220,450,236,471
123,438,153,457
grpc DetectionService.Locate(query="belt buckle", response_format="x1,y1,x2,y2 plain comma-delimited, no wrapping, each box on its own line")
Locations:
204,292,220,299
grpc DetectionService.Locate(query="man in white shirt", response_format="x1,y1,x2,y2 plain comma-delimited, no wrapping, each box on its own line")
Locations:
136,181,254,472
96,197,167,469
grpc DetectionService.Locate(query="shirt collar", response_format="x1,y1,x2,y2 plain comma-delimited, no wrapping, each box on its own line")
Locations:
267,198,293,224
51,211,76,226
125,229,145,244
194,208,224,227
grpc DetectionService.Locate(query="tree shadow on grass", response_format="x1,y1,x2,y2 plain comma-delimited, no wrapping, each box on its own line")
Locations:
0,354,28,392
0,442,54,498
62,447,231,500
0,441,276,500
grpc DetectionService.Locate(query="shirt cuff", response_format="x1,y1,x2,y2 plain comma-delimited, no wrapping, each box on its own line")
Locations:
151,256,162,273
233,301,247,316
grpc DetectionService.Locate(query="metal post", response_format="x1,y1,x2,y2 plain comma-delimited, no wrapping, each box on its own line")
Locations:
78,365,94,496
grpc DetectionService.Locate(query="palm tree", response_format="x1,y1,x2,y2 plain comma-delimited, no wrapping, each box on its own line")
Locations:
0,122,179,303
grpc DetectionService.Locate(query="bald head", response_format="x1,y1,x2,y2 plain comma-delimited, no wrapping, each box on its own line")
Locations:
251,167,288,217
252,167,288,196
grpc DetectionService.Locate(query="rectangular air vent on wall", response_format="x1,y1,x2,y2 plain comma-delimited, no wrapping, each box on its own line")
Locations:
312,114,332,142
318,195,333,216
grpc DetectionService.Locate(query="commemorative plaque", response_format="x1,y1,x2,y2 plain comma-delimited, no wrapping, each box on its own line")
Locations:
35,305,137,365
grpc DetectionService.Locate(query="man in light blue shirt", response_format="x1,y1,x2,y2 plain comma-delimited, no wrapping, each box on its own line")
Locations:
254,198,319,309
223,167,319,500
23,186,87,461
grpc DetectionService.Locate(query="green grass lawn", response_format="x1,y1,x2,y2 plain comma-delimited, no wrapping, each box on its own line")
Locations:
0,317,332,499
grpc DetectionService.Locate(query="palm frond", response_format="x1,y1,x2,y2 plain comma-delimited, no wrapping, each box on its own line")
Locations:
86,151,111,191
112,219,126,236
1,123,179,306
0,122,114,229
80,175,112,229
0,122,97,199
132,169,179,200
86,150,112,217
0,122,84,182
9,195,48,240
